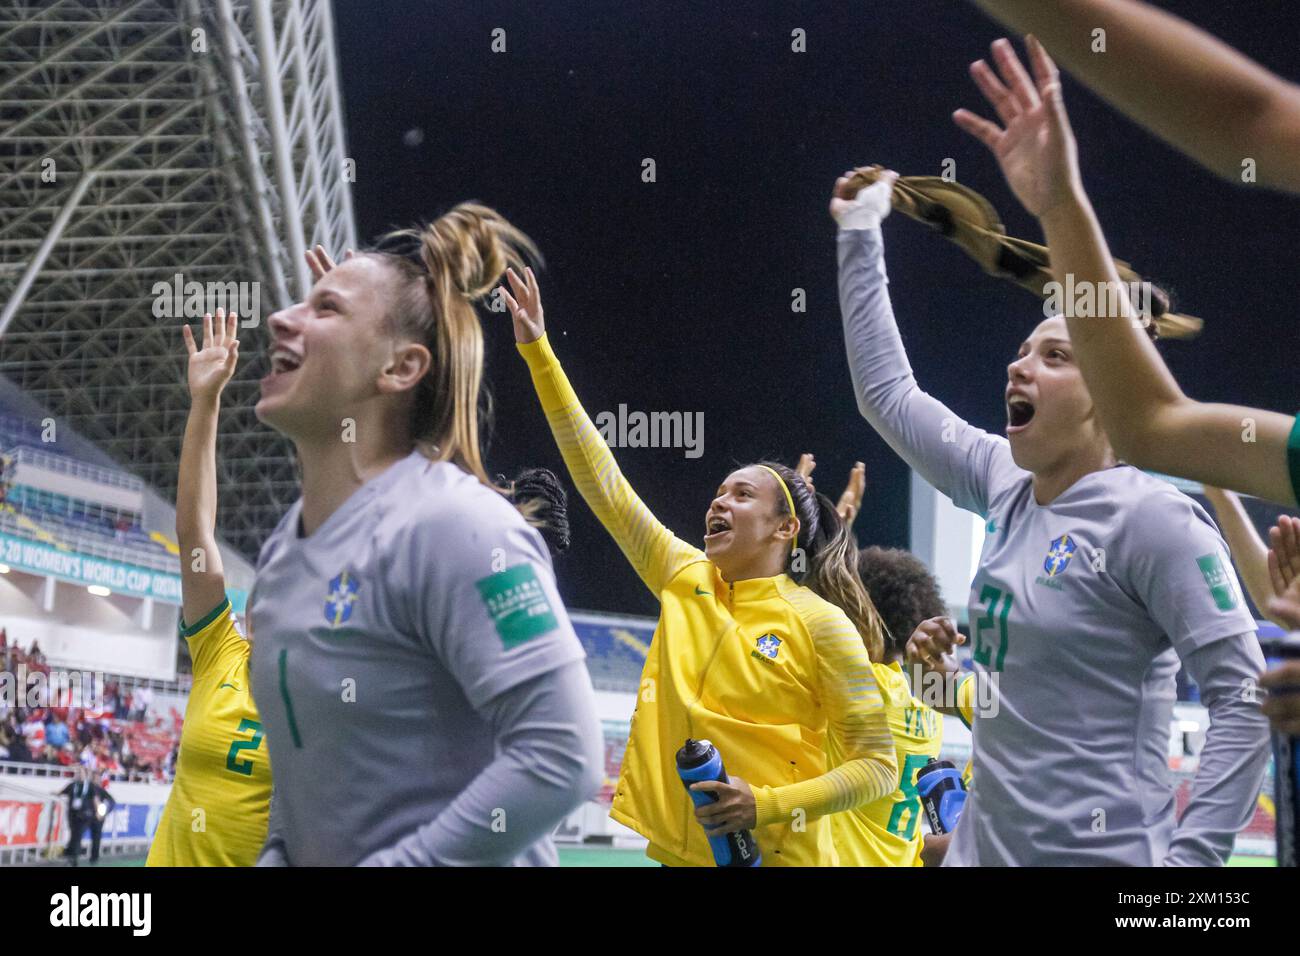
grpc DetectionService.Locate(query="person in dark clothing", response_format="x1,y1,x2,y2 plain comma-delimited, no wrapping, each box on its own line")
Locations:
60,766,115,865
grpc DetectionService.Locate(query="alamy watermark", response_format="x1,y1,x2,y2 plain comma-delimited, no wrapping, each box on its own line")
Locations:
594,404,704,459
908,665,1001,719
1043,275,1153,323
151,274,261,327
0,666,103,710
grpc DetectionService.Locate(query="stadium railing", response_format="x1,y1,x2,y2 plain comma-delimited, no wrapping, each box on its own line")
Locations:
5,442,144,493
0,508,175,574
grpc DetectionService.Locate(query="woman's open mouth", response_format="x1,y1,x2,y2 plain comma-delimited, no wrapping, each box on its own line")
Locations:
1006,395,1036,433
704,515,732,542
261,347,303,389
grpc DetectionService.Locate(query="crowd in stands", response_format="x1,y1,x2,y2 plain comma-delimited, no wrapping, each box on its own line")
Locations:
0,629,178,781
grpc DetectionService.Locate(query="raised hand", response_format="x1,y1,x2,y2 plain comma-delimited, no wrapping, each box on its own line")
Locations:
796,453,817,494
830,168,896,228
304,244,354,282
835,461,866,528
797,454,866,525
1267,514,1300,600
500,266,545,344
953,36,1082,219
182,309,239,404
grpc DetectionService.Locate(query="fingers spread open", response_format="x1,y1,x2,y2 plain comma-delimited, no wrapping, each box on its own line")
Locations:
498,286,520,315
953,109,1003,151
506,267,528,299
991,37,1040,112
970,59,1019,125
1025,34,1061,92
1268,547,1287,598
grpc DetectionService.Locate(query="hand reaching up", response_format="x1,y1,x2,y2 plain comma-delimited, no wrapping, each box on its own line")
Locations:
182,309,239,404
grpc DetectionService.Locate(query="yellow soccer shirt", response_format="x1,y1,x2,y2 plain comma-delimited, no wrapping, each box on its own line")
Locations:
146,598,270,866
957,671,974,787
832,660,943,866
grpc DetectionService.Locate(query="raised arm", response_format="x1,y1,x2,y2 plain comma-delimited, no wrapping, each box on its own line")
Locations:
970,0,1300,193
503,268,703,595
954,36,1299,506
1201,487,1290,627
833,175,1021,517
177,310,239,627
796,453,866,528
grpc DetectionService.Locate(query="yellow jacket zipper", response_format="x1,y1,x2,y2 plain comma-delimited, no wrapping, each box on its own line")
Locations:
679,577,736,861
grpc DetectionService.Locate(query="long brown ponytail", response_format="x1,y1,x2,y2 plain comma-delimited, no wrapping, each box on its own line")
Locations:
371,202,540,486
756,461,887,662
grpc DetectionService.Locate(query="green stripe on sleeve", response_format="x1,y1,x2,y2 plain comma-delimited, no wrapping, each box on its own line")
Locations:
178,597,232,638
955,673,974,731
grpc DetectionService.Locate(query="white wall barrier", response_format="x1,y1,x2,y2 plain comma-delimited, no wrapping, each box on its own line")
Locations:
0,765,170,865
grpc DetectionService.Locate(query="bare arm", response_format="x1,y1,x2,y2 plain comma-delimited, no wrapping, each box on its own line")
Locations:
971,0,1300,192
1039,195,1296,504
177,310,239,625
1201,487,1281,625
955,37,1299,506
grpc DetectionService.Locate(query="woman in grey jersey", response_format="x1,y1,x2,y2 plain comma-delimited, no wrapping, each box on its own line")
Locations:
247,205,603,866
832,170,1270,865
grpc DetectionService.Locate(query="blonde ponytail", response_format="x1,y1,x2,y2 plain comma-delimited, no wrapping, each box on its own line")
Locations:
374,202,540,486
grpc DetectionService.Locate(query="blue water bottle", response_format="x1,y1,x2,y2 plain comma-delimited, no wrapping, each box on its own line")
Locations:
675,738,761,867
915,757,967,834
1259,629,1300,867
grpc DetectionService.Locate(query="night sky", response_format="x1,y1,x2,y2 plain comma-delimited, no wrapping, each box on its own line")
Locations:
331,0,1300,619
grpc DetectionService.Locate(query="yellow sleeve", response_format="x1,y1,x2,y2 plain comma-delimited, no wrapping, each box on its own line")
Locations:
182,597,245,680
750,597,898,827
518,333,703,594
955,672,975,729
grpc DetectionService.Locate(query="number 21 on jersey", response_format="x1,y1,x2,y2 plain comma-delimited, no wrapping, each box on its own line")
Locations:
973,585,1013,672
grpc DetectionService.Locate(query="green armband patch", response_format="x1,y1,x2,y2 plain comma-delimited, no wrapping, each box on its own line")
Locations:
475,563,558,649
1196,553,1238,612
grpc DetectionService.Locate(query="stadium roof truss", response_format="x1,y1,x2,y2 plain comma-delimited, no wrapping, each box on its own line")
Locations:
0,0,356,558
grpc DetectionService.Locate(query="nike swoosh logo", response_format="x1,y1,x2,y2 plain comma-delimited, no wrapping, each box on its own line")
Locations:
219,683,240,691
694,586,711,597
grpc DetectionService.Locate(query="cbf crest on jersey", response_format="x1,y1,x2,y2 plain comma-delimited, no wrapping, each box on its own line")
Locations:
755,634,782,659
324,571,360,627
1043,534,1077,577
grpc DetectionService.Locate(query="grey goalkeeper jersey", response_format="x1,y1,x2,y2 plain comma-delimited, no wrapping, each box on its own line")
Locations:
249,450,598,866
838,226,1270,866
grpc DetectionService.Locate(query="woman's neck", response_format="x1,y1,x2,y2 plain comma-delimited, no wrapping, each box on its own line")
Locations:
717,550,789,585
1031,443,1117,505
293,422,413,536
